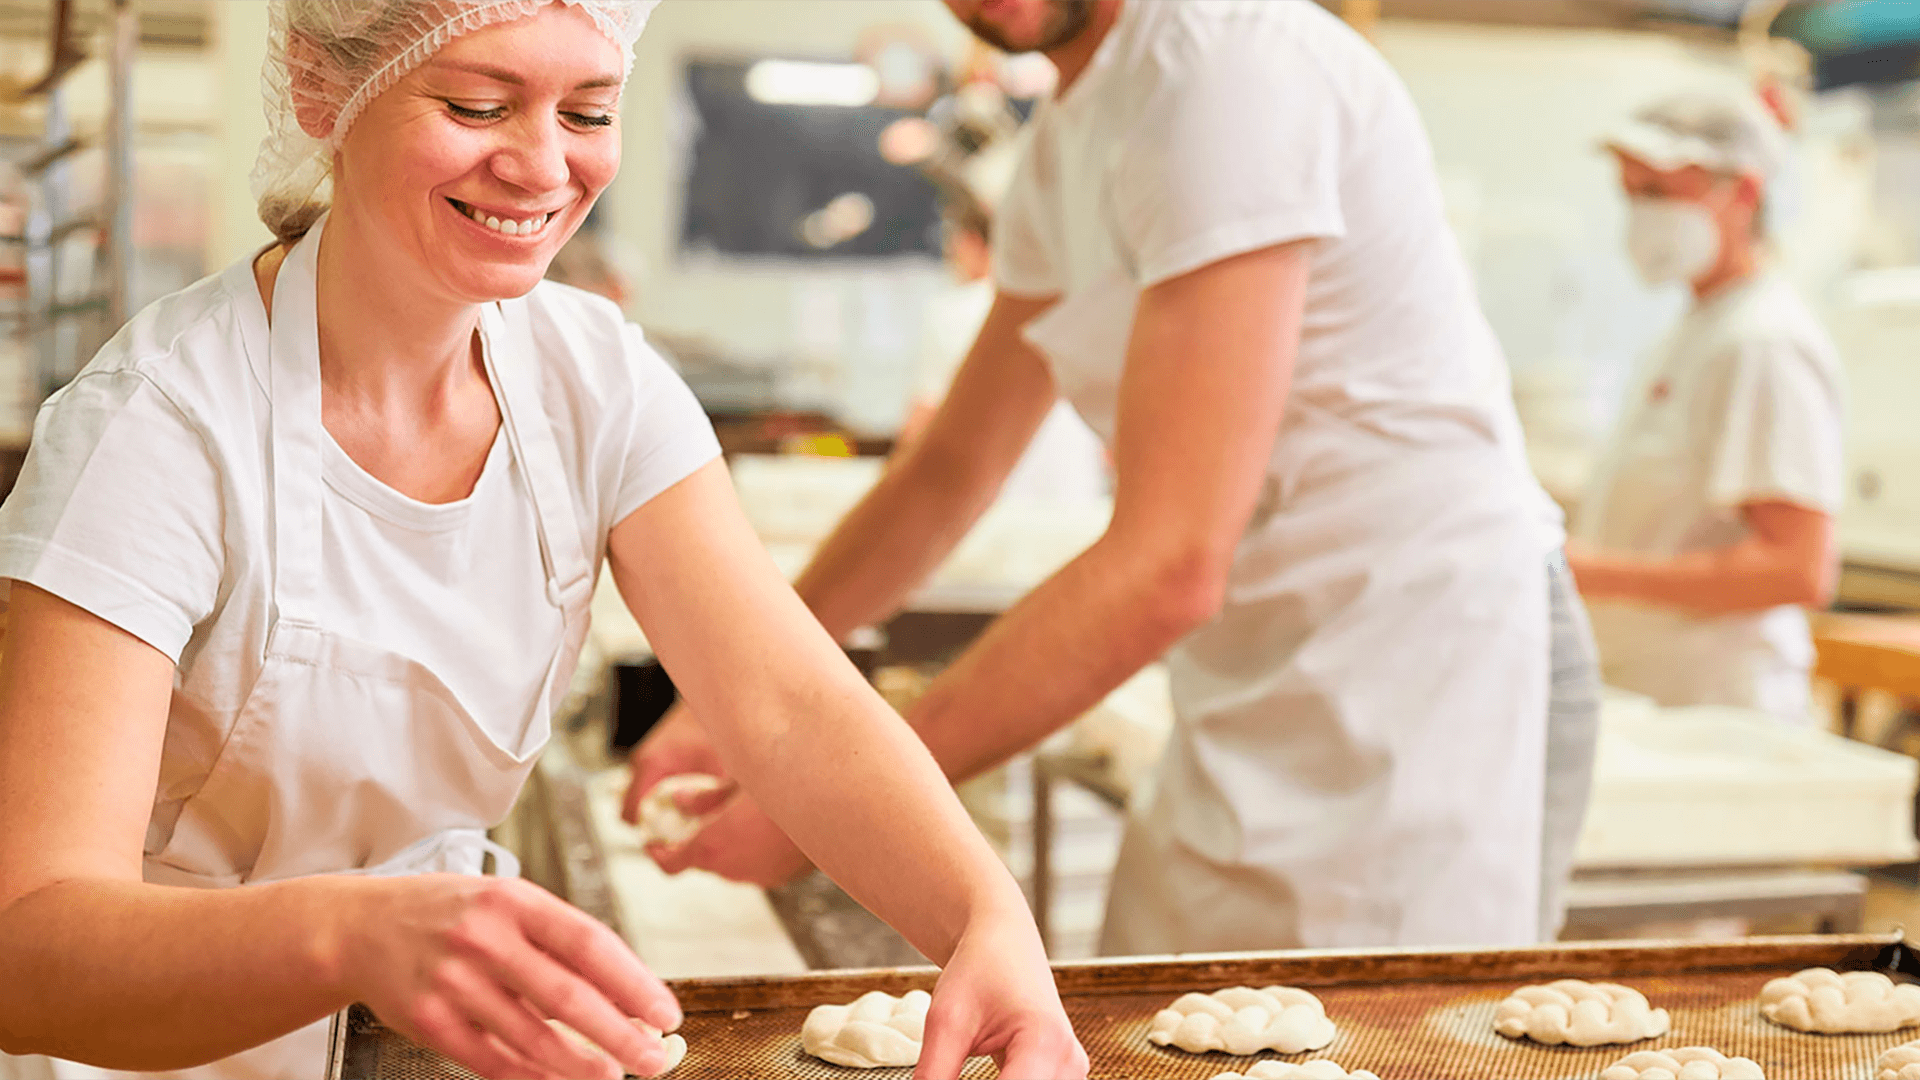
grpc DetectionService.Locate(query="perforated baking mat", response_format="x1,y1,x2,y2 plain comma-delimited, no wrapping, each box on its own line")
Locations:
328,933,1913,1079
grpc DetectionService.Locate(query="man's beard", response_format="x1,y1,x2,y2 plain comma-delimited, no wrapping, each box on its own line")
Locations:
967,0,1095,55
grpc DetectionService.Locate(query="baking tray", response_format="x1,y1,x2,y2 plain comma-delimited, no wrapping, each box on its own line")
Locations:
328,932,1913,1079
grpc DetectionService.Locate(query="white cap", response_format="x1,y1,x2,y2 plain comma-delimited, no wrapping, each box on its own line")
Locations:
1603,89,1788,181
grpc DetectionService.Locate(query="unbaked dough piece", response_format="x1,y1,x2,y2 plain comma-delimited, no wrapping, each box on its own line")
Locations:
1759,967,1920,1034
1493,979,1671,1047
1147,986,1336,1056
651,1033,687,1076
547,1018,687,1077
1600,1047,1763,1080
801,989,931,1068
1209,1060,1380,1080
634,774,729,847
1876,1038,1920,1080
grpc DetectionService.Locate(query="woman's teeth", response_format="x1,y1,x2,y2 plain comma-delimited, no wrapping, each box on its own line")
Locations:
453,200,553,237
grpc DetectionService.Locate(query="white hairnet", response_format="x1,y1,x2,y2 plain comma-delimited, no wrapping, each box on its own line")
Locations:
254,0,660,244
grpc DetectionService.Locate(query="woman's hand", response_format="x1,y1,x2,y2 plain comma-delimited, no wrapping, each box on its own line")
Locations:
915,907,1087,1080
622,703,729,825
626,703,811,885
336,874,682,1080
647,788,813,888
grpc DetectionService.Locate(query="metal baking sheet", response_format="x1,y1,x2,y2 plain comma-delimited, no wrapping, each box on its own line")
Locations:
329,932,1911,1079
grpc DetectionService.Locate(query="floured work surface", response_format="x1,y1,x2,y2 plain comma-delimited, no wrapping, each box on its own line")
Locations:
329,933,1910,1079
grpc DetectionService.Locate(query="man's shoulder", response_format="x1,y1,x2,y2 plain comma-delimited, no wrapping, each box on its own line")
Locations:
1108,0,1380,115
1128,0,1354,65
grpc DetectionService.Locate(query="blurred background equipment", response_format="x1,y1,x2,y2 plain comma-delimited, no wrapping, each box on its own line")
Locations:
677,55,940,263
0,0,210,473
11,0,126,407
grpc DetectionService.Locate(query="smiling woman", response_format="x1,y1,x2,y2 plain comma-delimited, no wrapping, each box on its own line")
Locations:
263,0,634,305
0,3,1084,1080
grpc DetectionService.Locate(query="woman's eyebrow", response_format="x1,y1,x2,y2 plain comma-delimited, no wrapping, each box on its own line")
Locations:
431,59,622,90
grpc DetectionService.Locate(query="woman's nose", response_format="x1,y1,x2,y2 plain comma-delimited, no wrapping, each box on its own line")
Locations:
491,114,571,193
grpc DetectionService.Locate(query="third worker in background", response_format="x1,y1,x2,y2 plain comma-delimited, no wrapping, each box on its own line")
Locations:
1572,91,1844,724
633,0,1602,952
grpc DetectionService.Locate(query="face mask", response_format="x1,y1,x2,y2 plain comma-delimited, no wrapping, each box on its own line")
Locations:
1625,197,1721,285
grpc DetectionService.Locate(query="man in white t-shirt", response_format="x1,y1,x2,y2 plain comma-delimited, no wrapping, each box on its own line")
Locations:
1572,91,1844,722
633,0,1600,952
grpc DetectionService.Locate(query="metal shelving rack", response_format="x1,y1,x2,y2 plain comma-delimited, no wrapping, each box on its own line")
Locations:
7,0,134,408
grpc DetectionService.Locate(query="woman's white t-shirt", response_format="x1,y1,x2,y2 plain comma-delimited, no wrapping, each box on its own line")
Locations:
0,260,719,839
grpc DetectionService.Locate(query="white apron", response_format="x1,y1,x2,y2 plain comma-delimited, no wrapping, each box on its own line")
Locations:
1023,274,1551,955
52,221,595,1078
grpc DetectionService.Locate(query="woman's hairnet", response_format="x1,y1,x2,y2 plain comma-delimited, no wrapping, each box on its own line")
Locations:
254,0,660,244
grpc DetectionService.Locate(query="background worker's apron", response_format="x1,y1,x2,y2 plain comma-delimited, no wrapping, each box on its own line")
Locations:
51,219,594,1079
1022,273,1553,954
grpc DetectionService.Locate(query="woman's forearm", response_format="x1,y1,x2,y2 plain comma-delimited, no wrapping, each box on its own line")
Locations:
617,463,1041,963
0,875,361,1069
706,653,1028,959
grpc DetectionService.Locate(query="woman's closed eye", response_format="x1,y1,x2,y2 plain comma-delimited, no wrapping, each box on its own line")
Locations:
446,100,506,122
445,101,614,130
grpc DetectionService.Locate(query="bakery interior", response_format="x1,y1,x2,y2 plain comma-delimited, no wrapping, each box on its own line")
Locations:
1,1,1919,1078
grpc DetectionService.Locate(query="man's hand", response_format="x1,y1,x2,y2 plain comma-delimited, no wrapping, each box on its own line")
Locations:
646,791,813,889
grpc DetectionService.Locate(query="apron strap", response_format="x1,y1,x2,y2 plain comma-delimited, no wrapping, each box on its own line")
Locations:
351,828,522,879
266,219,593,622
265,219,330,626
480,299,595,608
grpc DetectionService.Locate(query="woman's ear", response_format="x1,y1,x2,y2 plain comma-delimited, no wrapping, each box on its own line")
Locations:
286,32,344,140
